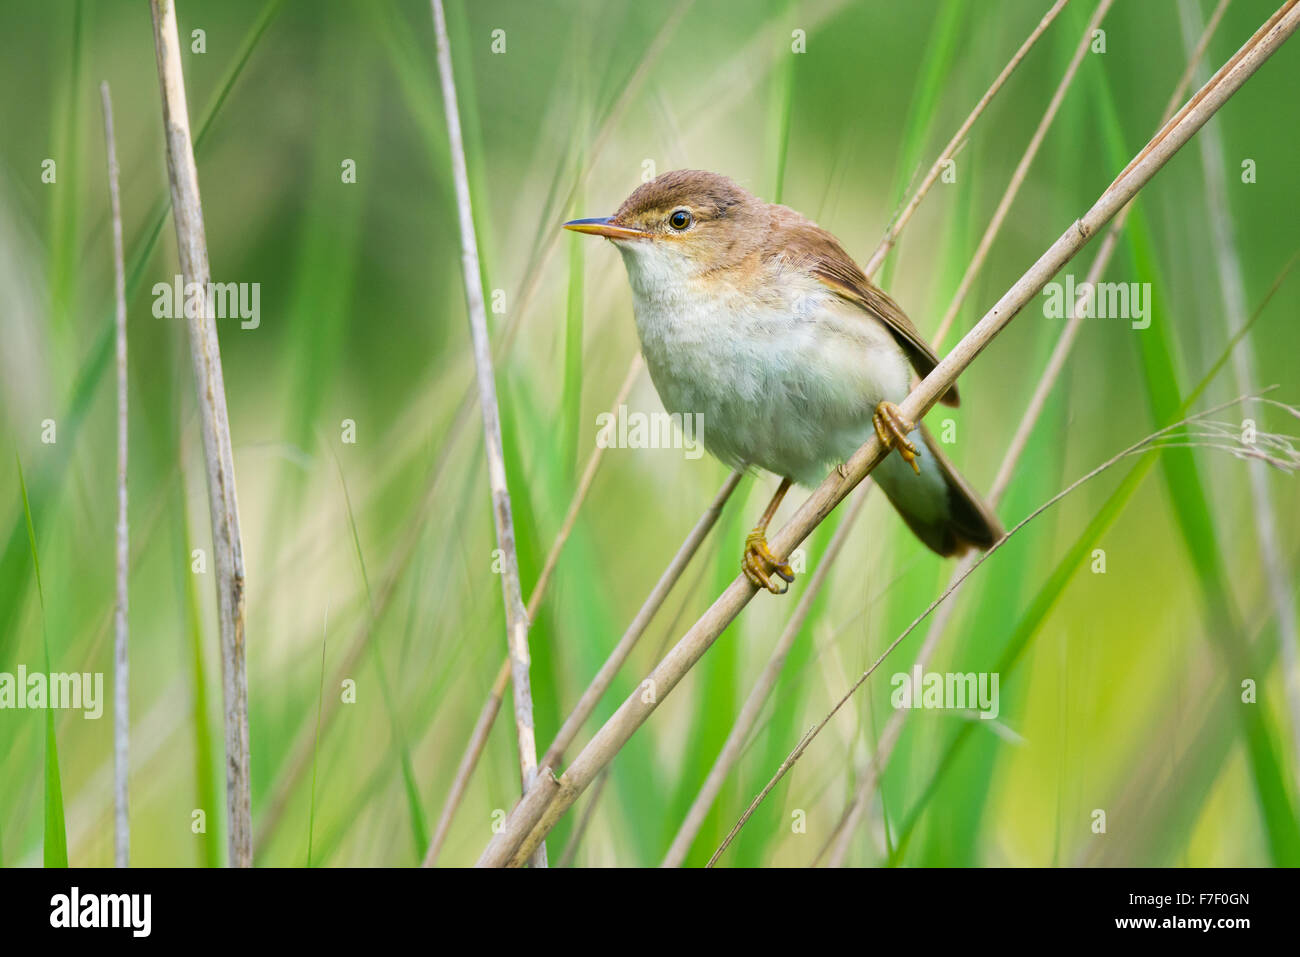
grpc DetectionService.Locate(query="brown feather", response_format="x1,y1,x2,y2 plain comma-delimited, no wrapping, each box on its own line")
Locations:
614,168,750,224
918,425,1003,555
766,209,960,407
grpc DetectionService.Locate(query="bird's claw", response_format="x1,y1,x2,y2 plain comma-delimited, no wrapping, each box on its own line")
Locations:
742,530,795,594
873,401,920,475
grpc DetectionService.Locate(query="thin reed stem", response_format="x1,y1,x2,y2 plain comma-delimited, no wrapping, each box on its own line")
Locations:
149,0,251,867
540,470,743,772
99,80,129,870
430,0,546,867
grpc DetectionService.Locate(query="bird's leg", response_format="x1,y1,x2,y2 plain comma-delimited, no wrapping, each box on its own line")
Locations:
873,400,920,475
742,476,796,594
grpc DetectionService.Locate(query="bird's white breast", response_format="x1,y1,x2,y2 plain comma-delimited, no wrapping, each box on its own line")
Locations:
616,240,914,487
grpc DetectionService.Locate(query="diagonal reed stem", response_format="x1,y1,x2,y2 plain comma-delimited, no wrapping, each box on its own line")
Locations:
478,0,1300,867
149,0,252,867
99,80,129,870
429,0,546,867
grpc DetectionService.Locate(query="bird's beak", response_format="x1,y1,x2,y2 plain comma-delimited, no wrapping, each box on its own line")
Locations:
562,217,648,240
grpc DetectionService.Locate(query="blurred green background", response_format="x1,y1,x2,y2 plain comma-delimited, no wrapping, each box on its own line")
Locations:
1,0,1298,867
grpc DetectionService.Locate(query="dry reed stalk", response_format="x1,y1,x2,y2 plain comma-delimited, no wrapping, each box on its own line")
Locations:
862,0,1073,276
822,0,1232,865
555,768,610,868
99,80,129,869
478,0,1300,866
149,0,251,867
430,0,545,867
437,469,740,867
930,0,1113,349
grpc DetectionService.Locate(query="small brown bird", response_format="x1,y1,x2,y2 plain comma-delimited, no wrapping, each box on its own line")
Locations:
566,170,1001,593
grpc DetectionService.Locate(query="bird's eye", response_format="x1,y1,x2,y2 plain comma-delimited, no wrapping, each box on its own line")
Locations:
668,209,692,230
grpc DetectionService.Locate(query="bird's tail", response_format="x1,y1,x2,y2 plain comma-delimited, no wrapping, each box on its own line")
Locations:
871,424,1002,558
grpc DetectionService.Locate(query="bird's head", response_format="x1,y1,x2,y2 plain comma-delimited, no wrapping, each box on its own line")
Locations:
564,170,763,283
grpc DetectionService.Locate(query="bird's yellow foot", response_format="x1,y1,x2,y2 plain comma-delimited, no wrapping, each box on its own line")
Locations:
873,400,920,475
742,529,795,594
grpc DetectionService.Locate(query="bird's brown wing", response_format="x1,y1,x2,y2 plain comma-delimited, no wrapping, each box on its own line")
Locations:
771,213,959,407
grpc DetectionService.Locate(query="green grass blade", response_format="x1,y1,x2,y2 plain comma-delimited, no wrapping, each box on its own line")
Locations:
17,456,67,867
733,513,840,867
47,0,85,353
497,382,568,849
307,609,328,867
562,193,586,484
768,0,797,204
176,498,221,866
